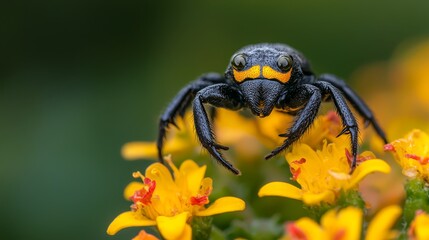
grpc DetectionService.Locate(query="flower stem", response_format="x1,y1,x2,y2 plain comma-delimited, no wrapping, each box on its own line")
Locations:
191,216,213,240
403,178,429,225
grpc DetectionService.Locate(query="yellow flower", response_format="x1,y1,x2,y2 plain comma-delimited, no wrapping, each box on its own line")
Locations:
258,141,391,205
384,129,429,180
107,157,245,239
282,205,401,240
122,108,349,163
408,210,429,240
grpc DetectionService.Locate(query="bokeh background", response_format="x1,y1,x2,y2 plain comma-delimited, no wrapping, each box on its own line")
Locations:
2,0,429,239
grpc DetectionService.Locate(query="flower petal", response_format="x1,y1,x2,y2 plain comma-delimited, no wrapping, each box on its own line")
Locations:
196,197,245,216
258,182,303,200
319,207,362,240
145,163,174,184
286,144,323,175
156,212,189,240
121,137,192,160
346,159,391,190
145,163,178,200
335,207,362,240
163,138,194,156
292,217,326,240
413,212,429,239
176,224,192,240
107,211,156,235
180,160,207,194
179,159,201,173
301,190,335,205
122,142,158,160
365,205,402,240
124,181,145,200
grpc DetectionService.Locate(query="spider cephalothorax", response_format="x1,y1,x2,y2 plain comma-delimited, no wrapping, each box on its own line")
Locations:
157,43,387,175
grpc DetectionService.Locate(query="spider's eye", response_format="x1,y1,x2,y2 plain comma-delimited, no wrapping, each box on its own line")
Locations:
277,55,293,72
232,54,247,70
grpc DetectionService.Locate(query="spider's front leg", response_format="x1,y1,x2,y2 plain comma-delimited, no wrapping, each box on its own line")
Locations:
157,73,225,162
193,84,243,175
313,81,359,171
265,84,322,160
318,74,387,143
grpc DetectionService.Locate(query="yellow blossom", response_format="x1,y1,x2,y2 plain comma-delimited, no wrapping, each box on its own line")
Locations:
258,141,391,205
282,205,401,240
122,108,349,164
385,129,429,180
107,157,245,239
408,210,429,240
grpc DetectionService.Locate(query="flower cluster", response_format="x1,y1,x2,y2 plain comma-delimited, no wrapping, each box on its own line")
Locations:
258,141,390,206
107,157,245,239
282,205,402,240
108,40,429,239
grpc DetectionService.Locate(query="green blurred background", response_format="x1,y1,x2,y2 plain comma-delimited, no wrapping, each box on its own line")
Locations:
1,0,429,239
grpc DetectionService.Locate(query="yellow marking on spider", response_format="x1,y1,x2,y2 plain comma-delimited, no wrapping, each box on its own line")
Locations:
262,66,292,83
233,65,260,82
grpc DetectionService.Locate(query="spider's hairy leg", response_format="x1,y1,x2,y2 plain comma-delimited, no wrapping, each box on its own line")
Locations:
193,84,243,175
265,85,322,160
318,74,387,143
157,73,225,163
314,81,359,171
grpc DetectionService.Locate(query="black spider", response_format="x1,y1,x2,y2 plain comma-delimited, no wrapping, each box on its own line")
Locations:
157,43,387,175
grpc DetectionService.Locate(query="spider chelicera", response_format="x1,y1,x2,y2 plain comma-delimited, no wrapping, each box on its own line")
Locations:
156,43,387,175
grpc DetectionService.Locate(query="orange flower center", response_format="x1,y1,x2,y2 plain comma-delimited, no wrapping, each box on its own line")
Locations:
190,195,209,206
130,178,156,205
290,158,306,181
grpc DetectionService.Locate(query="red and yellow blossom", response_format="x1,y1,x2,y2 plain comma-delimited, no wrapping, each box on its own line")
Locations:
385,129,429,180
258,141,391,205
282,205,401,240
107,157,245,239
408,210,429,240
